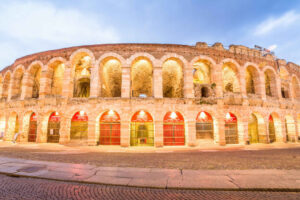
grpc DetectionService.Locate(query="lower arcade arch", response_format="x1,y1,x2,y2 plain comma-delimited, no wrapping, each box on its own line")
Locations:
248,113,266,144
70,111,88,141
163,111,185,146
7,112,19,141
47,112,61,143
285,115,296,142
268,115,276,143
225,112,238,144
28,113,37,142
130,110,154,146
196,111,214,141
99,110,121,145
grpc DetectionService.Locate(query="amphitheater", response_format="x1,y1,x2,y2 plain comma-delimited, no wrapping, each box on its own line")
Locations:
0,42,299,147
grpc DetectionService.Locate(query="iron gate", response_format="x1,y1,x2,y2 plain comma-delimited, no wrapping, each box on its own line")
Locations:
225,122,238,144
99,122,120,145
196,122,214,140
163,122,185,146
130,122,154,146
28,114,37,142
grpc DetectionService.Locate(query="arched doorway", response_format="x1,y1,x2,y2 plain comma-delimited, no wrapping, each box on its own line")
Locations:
130,110,154,146
163,111,185,146
196,111,214,141
73,55,92,98
248,114,259,143
285,115,296,142
268,115,276,143
70,111,88,142
99,110,121,145
47,112,60,143
28,113,37,142
225,112,238,144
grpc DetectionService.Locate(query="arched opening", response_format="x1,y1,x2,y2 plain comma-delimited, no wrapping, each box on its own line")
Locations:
11,67,24,99
99,110,120,145
280,67,290,99
130,110,154,146
292,77,300,100
100,58,122,97
73,55,92,98
222,63,240,93
7,113,19,141
225,112,238,144
29,64,41,99
131,58,153,97
70,111,88,142
47,112,60,143
28,113,37,142
264,69,277,97
196,111,214,141
162,58,183,98
248,114,259,143
268,115,276,143
49,61,65,96
193,60,212,98
163,111,185,146
246,66,260,96
2,73,11,100
0,115,6,140
285,115,296,142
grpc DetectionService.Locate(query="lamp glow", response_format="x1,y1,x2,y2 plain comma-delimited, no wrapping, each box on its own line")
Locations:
200,111,206,119
80,111,85,116
170,112,177,119
108,110,114,115
226,113,231,120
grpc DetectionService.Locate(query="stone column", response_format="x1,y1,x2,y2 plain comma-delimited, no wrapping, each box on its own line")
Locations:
20,72,32,100
59,116,70,144
214,64,224,105
281,117,287,142
121,64,130,98
259,72,266,100
240,70,247,98
88,119,97,146
187,120,196,147
294,114,299,143
242,117,249,144
7,75,14,101
37,113,47,143
154,120,163,147
276,77,282,99
39,67,53,99
217,117,226,146
120,120,130,147
62,64,73,98
183,66,194,98
153,66,163,98
90,67,99,98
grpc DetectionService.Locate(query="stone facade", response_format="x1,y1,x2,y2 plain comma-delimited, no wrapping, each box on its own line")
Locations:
0,42,299,147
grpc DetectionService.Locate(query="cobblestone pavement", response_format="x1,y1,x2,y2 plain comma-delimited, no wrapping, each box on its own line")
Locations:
0,175,298,200
0,145,299,169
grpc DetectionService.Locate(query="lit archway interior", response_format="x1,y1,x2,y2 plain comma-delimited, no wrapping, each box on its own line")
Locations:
101,58,122,97
246,66,260,96
11,67,24,99
130,110,154,146
7,113,19,141
47,112,60,143
99,110,120,145
285,115,296,142
49,61,65,96
162,58,183,98
264,69,277,97
131,58,153,97
196,111,214,141
268,115,276,143
222,63,240,93
225,112,238,144
2,73,11,100
248,114,259,143
70,111,88,141
0,115,5,139
28,113,37,142
193,60,212,98
163,111,185,146
73,55,92,98
29,64,41,98
280,67,290,98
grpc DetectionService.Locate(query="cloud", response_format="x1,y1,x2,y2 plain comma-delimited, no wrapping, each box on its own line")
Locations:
254,10,300,36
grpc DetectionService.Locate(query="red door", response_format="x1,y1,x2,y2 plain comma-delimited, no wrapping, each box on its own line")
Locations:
99,110,120,145
28,113,37,142
163,111,185,146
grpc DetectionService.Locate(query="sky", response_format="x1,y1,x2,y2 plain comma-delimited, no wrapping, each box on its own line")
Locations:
0,0,300,69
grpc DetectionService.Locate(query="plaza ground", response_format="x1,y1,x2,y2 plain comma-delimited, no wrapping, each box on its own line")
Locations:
0,142,299,170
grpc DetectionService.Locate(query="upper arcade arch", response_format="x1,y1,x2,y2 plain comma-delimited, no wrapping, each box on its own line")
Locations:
245,64,261,96
263,66,279,98
222,61,240,93
279,66,290,99
2,71,11,100
27,61,43,99
11,65,25,99
291,75,300,100
46,57,66,96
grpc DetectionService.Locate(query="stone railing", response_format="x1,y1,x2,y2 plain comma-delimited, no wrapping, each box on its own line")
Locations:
223,92,243,105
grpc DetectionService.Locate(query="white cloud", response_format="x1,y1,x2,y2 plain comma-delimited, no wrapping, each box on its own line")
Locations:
254,10,300,36
267,44,277,51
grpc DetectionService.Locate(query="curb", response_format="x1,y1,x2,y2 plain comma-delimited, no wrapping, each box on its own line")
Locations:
1,171,300,192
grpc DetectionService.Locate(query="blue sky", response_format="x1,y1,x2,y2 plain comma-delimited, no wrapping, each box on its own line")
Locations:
0,0,300,68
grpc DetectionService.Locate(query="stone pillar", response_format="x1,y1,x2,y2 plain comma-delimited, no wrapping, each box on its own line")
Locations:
183,66,194,98
39,67,52,99
154,120,163,147
7,75,14,101
121,64,130,98
88,119,97,146
90,67,99,98
281,117,287,142
187,120,196,147
276,77,282,99
217,116,226,146
120,120,130,147
59,116,70,144
153,66,163,98
240,70,247,98
214,64,224,104
62,64,73,98
294,114,299,143
242,117,250,144
37,113,47,143
259,72,266,100
20,72,32,100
